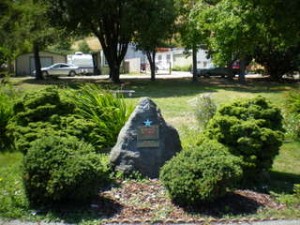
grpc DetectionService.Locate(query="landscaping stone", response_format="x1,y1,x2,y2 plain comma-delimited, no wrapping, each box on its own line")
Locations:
110,97,181,178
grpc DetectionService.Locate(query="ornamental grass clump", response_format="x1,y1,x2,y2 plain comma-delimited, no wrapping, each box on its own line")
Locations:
205,96,284,183
23,136,110,207
160,139,243,205
64,84,133,149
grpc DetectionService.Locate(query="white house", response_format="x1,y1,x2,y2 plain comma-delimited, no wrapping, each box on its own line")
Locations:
172,47,212,69
98,43,212,74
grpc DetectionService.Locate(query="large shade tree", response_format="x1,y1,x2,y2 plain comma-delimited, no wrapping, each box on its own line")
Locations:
252,0,300,80
132,0,177,81
0,0,64,79
0,0,25,73
176,0,213,82
23,0,59,80
195,0,300,81
47,0,143,83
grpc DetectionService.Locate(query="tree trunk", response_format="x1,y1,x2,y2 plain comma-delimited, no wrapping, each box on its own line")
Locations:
96,35,128,83
33,42,43,80
93,16,129,83
192,44,197,82
238,58,246,84
109,63,121,83
146,50,156,81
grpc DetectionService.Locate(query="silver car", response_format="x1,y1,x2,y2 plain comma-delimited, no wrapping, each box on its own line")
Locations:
34,63,79,77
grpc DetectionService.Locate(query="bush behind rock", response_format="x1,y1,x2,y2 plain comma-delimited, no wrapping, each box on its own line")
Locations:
205,96,284,182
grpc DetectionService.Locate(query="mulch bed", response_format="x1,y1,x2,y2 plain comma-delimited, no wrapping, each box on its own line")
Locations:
89,179,285,223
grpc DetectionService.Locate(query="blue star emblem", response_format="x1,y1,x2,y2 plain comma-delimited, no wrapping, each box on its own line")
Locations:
143,119,153,127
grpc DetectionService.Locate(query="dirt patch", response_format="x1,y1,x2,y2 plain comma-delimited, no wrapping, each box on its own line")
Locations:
93,180,284,223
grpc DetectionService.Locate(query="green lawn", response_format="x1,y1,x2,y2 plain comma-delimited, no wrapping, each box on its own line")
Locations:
1,76,299,222
6,76,300,174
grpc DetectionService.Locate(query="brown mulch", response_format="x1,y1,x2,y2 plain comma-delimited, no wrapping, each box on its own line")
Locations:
90,179,285,223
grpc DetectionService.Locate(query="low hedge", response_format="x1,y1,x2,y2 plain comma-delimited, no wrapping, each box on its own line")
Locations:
23,136,110,206
160,139,242,205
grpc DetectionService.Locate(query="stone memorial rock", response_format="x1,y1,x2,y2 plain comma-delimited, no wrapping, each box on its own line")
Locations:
110,97,182,178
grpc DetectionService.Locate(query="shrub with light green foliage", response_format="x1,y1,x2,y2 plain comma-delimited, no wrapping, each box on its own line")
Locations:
7,88,76,153
23,136,110,206
285,90,300,115
194,93,217,129
160,139,243,205
0,83,18,151
205,96,284,182
8,86,130,153
284,90,300,140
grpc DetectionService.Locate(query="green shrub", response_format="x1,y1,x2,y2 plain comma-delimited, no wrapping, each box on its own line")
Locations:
23,136,110,207
64,84,133,148
284,90,300,140
205,96,284,182
194,94,217,129
285,90,300,115
160,139,242,205
7,88,112,153
0,83,18,151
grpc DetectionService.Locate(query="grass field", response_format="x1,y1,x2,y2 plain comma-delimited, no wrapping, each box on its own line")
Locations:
1,76,299,223
5,76,300,177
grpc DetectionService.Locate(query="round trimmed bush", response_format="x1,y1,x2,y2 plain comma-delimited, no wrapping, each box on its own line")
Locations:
160,139,242,205
23,136,110,206
205,96,284,182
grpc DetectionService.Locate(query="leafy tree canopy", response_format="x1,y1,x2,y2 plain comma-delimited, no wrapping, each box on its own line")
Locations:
132,0,177,81
194,0,300,80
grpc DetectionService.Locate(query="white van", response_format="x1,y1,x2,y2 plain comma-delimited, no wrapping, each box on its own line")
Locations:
68,52,94,75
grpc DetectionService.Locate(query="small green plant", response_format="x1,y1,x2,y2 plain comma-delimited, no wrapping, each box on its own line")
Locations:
194,93,217,129
285,90,300,115
294,184,300,198
23,136,110,207
284,90,300,140
272,184,300,208
160,139,242,205
205,96,285,183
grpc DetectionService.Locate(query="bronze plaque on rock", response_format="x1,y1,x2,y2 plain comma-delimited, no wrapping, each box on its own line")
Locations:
137,125,160,148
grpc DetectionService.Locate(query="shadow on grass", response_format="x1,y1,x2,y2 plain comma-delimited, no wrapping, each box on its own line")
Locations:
11,76,299,100
269,171,300,194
